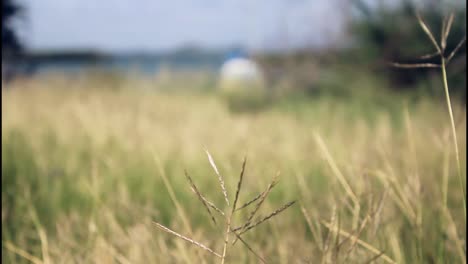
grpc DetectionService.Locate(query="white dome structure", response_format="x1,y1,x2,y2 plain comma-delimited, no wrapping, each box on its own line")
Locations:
220,58,261,81
218,57,264,91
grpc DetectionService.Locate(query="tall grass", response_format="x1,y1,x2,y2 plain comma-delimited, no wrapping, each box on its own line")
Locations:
2,72,465,263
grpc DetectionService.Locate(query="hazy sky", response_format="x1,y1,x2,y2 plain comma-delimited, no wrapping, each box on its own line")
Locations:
19,0,463,53
20,0,353,53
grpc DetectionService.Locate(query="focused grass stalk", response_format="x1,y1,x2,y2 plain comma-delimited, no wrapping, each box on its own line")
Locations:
185,170,218,225
153,222,222,258
233,176,278,238
154,153,295,263
235,180,279,212
441,56,465,217
205,150,230,206
234,201,296,236
392,11,467,221
221,157,246,264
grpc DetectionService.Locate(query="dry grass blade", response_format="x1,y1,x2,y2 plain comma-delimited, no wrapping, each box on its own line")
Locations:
442,206,466,263
441,12,455,50
153,222,222,258
314,133,359,206
185,170,218,225
373,169,417,223
235,193,263,212
391,62,441,68
416,12,442,53
447,35,466,63
321,205,337,262
231,177,279,245
235,176,279,234
203,197,225,216
301,204,323,251
232,157,247,212
441,14,448,48
364,251,386,264
154,155,194,235
3,241,44,264
222,156,247,264
333,212,342,260
321,221,397,264
235,200,296,236
205,149,230,206
440,46,467,221
235,180,279,212
344,213,372,258
231,231,268,264
221,222,230,264
29,206,51,264
418,51,440,59
369,190,388,237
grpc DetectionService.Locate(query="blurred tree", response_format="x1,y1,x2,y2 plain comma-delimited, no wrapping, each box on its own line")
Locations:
2,0,25,82
349,0,466,100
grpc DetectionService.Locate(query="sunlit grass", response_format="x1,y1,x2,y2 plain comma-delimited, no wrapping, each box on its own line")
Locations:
2,74,466,263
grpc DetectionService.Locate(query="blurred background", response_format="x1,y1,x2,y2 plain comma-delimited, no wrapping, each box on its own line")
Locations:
3,0,466,101
2,0,467,263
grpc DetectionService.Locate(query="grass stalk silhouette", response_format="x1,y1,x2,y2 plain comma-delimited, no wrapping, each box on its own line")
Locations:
391,11,466,222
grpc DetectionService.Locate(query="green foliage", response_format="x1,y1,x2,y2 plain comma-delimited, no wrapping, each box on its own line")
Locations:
219,86,272,113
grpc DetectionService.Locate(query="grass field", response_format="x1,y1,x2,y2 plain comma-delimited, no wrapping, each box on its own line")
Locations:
2,73,466,263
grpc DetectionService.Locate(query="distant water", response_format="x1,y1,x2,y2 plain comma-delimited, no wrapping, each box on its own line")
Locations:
31,56,224,75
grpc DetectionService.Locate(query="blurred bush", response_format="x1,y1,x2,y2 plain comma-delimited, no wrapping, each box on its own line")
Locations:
218,82,271,113
2,0,23,55
2,0,25,82
256,52,320,98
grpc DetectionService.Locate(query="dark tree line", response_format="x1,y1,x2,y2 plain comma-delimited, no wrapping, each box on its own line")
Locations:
2,0,26,82
3,0,24,56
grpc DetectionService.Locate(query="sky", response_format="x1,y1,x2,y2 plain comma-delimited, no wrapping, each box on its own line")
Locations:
17,0,465,53
20,0,353,53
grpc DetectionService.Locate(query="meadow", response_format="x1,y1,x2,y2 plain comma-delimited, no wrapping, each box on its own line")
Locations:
2,69,466,263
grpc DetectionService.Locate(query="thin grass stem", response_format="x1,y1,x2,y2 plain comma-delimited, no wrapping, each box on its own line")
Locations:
153,222,222,258
441,57,466,222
